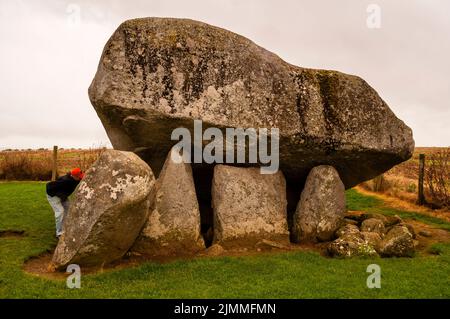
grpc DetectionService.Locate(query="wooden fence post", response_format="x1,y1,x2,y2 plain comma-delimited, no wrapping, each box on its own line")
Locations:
51,145,58,181
373,174,384,192
418,153,425,205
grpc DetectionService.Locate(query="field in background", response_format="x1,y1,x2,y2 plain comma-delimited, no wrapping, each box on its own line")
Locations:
1,146,448,210
360,147,449,210
0,148,106,180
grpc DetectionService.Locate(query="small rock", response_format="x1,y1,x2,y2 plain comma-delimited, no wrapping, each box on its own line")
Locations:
335,224,360,238
256,239,289,250
343,218,359,226
379,225,415,257
400,223,416,239
361,231,382,250
344,214,363,223
385,215,403,227
327,233,377,258
418,230,432,238
361,213,388,224
200,244,225,257
361,218,385,235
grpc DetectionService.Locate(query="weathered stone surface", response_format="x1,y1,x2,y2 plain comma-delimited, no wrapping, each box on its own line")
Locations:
89,17,414,187
361,231,382,250
198,244,224,257
335,224,360,238
400,223,416,239
132,147,205,256
344,213,364,223
418,230,432,238
361,213,388,224
361,218,385,235
379,225,415,257
256,239,290,250
359,212,402,227
292,165,346,242
327,233,377,258
52,150,155,268
211,165,289,248
343,218,359,226
385,215,403,227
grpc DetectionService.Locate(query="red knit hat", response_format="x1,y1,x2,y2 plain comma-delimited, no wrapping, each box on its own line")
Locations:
70,167,84,179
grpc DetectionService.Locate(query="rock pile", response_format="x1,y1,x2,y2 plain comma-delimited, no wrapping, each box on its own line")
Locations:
328,214,417,258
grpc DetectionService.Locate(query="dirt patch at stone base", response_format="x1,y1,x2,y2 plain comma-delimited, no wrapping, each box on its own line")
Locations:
22,218,450,280
0,230,25,238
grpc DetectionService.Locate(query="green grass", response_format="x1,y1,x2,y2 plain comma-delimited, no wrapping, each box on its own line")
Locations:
428,243,446,255
346,189,450,231
1,182,449,298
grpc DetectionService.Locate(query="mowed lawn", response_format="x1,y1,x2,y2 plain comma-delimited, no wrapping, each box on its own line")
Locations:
0,182,449,298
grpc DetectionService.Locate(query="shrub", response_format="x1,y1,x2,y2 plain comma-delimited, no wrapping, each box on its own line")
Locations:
407,183,416,193
0,151,52,181
425,148,450,208
360,174,391,192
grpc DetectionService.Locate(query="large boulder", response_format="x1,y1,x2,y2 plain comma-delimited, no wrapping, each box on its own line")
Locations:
292,165,346,242
89,17,414,186
132,147,205,256
211,165,289,248
51,150,155,269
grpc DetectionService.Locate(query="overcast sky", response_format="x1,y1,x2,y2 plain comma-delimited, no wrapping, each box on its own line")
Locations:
0,0,449,149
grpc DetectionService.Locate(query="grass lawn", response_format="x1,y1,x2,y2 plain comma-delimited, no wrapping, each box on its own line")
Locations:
0,182,449,298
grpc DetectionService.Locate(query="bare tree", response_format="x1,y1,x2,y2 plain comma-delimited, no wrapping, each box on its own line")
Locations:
425,148,449,208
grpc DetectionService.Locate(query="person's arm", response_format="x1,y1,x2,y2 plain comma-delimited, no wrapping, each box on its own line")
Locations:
53,191,68,201
49,175,71,200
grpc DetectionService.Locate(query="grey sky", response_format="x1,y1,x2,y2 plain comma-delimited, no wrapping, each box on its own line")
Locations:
0,0,449,149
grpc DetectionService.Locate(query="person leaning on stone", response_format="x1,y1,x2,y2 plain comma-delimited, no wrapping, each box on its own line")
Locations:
46,168,84,238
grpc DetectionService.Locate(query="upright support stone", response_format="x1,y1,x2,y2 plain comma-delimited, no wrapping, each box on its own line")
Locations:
211,165,289,248
292,165,346,243
51,150,155,269
132,147,205,256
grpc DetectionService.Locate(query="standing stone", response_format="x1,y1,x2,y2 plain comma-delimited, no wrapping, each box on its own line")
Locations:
52,150,155,269
132,147,205,256
292,165,346,242
212,165,289,248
